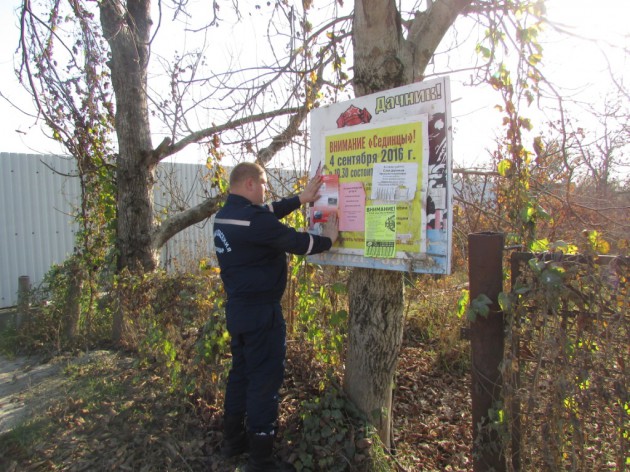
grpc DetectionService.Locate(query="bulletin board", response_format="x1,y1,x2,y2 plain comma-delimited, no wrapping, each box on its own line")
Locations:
307,77,453,274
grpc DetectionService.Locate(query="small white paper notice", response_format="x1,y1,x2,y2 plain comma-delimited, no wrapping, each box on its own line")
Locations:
371,163,418,202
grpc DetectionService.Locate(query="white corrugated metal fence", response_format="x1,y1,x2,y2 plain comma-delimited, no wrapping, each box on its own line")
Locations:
0,153,220,308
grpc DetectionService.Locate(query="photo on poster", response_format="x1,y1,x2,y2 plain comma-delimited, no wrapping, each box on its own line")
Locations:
311,173,339,230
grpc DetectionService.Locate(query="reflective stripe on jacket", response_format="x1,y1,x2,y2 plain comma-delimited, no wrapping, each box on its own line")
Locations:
213,193,332,303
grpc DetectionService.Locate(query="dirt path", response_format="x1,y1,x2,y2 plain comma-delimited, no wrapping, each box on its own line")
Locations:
0,354,67,434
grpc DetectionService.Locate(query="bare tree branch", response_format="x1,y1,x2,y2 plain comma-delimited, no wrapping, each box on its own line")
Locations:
149,106,303,165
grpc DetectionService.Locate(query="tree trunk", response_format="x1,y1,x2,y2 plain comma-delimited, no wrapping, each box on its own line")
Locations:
100,0,156,273
344,269,404,449
100,0,155,342
352,0,411,97
346,0,408,450
348,0,471,447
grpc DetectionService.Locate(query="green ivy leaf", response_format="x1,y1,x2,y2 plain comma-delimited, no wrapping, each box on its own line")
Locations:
498,291,512,313
585,230,611,254
520,203,536,223
468,293,493,321
541,265,565,287
528,257,545,274
549,240,578,254
457,290,470,318
497,159,512,176
529,238,549,252
513,281,531,295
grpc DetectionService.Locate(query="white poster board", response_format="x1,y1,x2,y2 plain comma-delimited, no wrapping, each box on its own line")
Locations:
308,77,453,274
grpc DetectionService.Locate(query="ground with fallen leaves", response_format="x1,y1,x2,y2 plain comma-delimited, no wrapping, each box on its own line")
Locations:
0,326,472,471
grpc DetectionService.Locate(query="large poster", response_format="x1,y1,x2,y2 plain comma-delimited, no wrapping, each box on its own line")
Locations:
307,77,452,274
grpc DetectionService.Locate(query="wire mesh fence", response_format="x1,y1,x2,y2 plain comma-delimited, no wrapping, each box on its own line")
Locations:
504,253,629,471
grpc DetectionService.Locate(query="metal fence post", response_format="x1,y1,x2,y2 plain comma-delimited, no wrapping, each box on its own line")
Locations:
468,232,505,472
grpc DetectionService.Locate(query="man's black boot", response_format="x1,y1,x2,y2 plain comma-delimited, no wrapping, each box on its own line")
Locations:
220,414,249,458
244,432,295,472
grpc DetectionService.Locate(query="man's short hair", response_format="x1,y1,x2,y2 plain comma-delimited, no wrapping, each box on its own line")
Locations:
229,162,265,188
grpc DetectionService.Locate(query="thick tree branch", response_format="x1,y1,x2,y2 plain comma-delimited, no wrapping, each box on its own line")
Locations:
151,195,224,252
406,0,473,80
256,106,309,166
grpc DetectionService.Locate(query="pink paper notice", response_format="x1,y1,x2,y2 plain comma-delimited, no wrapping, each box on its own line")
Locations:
339,182,366,232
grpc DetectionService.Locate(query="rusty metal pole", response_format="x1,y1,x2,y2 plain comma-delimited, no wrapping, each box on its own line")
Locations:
468,232,505,472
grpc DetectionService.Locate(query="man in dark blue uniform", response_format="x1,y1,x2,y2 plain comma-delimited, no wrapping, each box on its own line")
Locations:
213,162,338,471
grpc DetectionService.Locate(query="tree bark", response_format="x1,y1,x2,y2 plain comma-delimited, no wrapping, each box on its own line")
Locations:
352,0,410,97
100,0,155,343
348,0,472,448
344,269,404,448
100,0,156,273
346,0,408,450
151,196,223,251
353,0,470,96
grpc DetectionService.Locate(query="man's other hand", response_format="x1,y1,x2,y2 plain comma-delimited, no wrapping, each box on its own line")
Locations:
322,212,339,244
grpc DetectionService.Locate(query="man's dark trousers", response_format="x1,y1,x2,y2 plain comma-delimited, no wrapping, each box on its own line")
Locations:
224,300,286,434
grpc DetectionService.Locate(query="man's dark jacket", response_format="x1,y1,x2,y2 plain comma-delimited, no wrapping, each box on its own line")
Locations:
213,194,332,303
